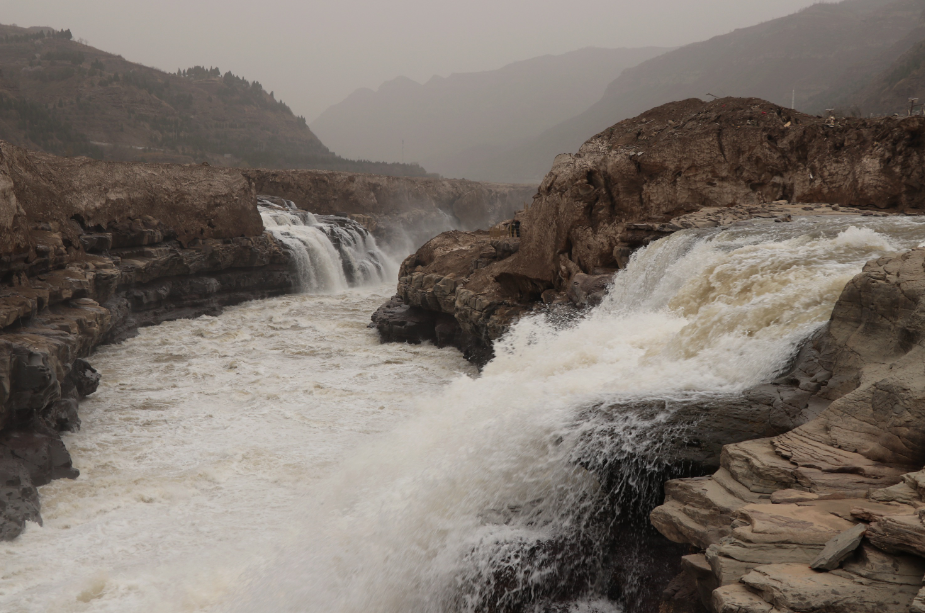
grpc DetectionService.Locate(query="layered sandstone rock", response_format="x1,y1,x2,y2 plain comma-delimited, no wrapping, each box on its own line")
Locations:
374,97,925,360
0,142,295,540
0,142,264,276
652,248,925,613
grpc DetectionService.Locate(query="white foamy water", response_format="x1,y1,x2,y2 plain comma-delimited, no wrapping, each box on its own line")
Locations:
4,215,925,613
259,198,398,292
0,286,476,612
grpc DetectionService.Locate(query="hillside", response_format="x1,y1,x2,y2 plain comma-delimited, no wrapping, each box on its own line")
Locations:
310,47,669,180
0,24,431,176
473,0,925,183
848,34,925,113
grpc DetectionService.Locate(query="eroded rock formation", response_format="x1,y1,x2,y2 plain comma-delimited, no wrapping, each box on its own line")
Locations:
369,96,925,610
375,97,924,361
0,142,292,539
651,248,925,613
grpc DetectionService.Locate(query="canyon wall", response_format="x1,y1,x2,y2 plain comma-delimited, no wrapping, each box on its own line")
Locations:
0,142,296,539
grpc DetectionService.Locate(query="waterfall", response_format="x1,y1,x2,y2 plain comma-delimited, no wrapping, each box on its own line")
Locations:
259,197,398,292
227,215,925,613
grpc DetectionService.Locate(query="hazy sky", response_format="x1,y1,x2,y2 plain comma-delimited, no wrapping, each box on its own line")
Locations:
0,0,823,121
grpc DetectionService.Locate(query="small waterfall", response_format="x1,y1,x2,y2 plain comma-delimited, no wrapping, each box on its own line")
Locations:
258,197,397,292
227,215,925,613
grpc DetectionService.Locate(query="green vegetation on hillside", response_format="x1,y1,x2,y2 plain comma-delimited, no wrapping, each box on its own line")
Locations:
0,94,101,157
0,24,433,176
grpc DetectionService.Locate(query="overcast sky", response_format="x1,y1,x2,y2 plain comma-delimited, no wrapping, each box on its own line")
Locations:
0,0,823,121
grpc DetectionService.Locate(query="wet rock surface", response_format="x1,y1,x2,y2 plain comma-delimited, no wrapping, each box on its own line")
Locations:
651,247,925,612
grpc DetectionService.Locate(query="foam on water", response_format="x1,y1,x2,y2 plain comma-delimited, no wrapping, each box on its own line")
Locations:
0,286,476,612
3,215,925,612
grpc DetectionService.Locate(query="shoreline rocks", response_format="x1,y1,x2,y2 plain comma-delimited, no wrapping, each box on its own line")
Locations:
651,247,925,613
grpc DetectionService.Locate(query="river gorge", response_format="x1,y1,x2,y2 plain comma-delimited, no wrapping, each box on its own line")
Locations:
3,98,925,613
4,207,925,612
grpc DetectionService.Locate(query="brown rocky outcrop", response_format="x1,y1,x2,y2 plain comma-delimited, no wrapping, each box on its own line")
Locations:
375,96,923,361
0,142,264,274
0,141,298,540
651,247,925,613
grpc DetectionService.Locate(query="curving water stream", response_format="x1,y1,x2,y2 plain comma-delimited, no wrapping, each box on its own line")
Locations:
3,214,925,613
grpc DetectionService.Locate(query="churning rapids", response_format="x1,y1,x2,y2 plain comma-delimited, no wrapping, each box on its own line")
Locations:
3,214,925,613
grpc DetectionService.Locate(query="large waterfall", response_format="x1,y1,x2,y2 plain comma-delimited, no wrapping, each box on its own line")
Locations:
259,197,397,292
3,215,925,613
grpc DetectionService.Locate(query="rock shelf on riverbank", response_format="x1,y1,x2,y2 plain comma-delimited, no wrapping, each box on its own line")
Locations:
653,247,925,613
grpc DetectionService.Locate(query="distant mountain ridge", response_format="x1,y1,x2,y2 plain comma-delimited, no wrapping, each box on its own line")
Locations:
310,47,670,180
476,0,925,183
0,24,432,176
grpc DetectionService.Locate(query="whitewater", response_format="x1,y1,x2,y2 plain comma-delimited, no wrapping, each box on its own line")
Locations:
2,214,925,612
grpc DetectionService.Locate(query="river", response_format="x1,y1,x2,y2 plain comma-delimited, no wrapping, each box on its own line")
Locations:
2,213,925,612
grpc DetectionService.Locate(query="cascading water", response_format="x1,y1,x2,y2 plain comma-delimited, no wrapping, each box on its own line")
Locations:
258,197,397,291
224,216,925,613
4,215,925,613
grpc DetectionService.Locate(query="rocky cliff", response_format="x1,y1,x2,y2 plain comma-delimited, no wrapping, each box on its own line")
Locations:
0,141,297,539
651,247,925,613
373,97,925,363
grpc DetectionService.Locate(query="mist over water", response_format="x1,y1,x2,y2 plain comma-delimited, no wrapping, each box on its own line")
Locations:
2,215,924,612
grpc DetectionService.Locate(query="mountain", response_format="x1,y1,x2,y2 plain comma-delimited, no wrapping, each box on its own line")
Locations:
0,24,432,176
310,47,670,180
474,0,925,183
